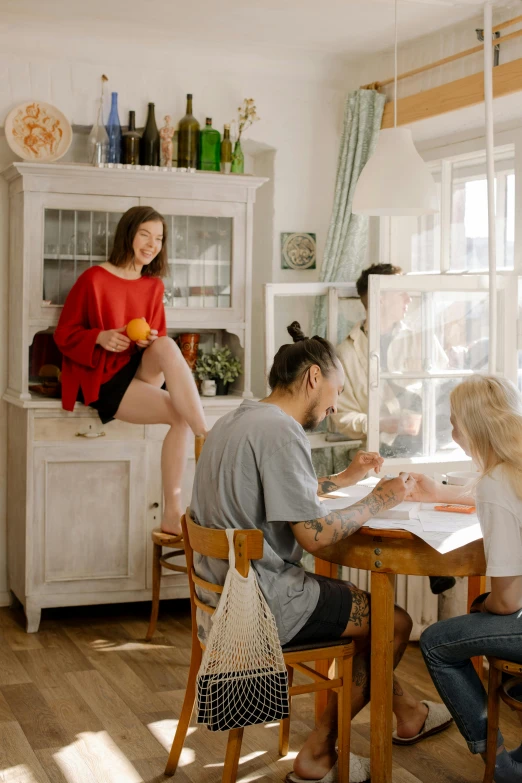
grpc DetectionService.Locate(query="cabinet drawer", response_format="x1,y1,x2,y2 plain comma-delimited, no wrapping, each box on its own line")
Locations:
33,418,145,442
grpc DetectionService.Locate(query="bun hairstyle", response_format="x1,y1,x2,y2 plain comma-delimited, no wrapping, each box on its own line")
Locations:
268,321,339,391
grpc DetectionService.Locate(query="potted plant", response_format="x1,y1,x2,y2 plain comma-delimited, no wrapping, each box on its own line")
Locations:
195,346,242,395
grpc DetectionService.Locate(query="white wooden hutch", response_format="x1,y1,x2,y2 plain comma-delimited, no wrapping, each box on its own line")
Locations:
2,162,266,631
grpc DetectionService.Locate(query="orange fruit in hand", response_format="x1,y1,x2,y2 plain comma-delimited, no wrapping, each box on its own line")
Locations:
126,318,151,342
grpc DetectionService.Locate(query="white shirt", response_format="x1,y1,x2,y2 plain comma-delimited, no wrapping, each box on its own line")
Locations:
476,466,522,577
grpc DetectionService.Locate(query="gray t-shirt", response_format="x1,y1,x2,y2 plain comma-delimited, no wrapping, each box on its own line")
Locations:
190,399,325,646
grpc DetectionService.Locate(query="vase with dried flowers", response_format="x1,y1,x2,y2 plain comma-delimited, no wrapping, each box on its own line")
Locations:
88,74,109,166
231,98,259,174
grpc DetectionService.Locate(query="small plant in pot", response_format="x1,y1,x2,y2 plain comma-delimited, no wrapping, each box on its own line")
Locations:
195,346,242,395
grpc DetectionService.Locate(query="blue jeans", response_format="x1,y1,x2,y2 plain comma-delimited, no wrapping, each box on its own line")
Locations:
420,609,522,753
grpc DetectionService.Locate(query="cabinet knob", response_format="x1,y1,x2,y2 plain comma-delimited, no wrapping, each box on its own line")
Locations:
75,431,106,438
151,502,160,509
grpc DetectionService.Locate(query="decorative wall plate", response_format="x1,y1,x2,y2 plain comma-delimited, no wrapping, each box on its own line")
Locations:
281,232,317,270
4,101,72,162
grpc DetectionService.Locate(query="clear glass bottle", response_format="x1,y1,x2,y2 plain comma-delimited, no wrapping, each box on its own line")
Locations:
106,92,122,164
220,124,232,174
199,118,221,172
122,110,141,165
178,94,200,170
141,103,160,166
88,97,109,166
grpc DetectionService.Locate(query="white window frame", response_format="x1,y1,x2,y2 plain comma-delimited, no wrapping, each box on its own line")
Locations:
381,143,518,276
367,273,519,470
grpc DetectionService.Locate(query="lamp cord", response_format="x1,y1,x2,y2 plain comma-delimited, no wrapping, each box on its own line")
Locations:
394,0,398,128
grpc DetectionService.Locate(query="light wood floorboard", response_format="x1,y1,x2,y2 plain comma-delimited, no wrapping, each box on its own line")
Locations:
0,600,520,783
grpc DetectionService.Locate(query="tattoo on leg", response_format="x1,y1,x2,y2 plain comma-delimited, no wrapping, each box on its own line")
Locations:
352,655,371,700
394,641,408,668
349,590,370,628
393,678,404,697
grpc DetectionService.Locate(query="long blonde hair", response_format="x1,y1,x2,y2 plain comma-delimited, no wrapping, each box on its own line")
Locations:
450,375,522,498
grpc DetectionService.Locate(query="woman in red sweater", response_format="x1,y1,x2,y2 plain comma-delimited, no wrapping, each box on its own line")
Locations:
54,205,207,536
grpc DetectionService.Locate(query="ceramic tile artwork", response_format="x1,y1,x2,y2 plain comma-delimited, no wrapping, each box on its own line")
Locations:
281,232,316,270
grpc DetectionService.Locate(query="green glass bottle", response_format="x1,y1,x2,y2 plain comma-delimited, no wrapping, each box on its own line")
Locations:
220,124,232,174
199,118,221,172
177,94,200,170
140,103,160,166
122,111,141,165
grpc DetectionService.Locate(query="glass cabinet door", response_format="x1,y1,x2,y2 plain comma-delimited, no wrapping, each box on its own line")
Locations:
162,215,233,309
43,208,126,306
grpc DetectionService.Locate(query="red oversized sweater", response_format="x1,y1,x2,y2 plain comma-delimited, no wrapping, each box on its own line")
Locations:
54,265,167,412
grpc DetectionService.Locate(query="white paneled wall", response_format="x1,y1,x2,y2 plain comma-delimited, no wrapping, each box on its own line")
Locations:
0,25,350,603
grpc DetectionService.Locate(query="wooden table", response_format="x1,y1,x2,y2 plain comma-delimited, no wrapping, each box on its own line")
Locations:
315,527,487,783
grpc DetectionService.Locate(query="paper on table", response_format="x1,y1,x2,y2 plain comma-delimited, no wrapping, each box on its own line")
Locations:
417,509,478,532
321,495,483,554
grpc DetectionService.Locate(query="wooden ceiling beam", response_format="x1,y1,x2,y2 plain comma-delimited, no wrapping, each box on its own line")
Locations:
381,57,522,128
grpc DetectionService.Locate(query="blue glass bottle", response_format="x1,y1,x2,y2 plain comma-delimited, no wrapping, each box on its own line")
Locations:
106,92,122,163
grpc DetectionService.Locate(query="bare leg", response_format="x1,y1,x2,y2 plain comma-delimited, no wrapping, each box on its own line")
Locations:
115,379,190,534
135,337,207,437
293,588,427,780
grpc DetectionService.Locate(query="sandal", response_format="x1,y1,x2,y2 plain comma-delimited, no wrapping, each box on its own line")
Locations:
285,754,371,783
392,700,453,746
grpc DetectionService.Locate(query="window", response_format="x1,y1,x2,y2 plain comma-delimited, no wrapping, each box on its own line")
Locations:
389,146,516,275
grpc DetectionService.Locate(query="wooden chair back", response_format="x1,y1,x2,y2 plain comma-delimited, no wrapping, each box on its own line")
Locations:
181,510,263,627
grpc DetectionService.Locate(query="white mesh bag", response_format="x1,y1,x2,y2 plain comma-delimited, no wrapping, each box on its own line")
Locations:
196,529,289,731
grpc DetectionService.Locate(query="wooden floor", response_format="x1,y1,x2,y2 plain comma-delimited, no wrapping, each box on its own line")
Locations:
0,600,520,783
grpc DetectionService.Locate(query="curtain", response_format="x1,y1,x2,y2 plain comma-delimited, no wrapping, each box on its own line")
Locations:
313,89,385,339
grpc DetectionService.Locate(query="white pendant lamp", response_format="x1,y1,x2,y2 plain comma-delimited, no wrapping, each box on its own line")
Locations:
352,0,439,217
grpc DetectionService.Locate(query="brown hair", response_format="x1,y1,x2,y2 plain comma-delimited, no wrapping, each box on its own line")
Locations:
268,321,339,391
108,206,168,278
356,262,402,299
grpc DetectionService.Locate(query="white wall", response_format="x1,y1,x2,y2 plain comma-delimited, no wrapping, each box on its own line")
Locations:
0,22,350,600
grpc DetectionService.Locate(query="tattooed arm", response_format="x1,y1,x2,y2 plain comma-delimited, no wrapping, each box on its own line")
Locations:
317,450,384,496
293,475,415,553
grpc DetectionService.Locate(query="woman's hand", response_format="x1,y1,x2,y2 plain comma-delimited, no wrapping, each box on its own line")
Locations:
137,328,159,349
405,472,440,502
96,326,131,353
340,450,384,485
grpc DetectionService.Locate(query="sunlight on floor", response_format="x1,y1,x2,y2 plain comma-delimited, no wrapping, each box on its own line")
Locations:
88,639,172,652
53,733,143,783
1,764,43,783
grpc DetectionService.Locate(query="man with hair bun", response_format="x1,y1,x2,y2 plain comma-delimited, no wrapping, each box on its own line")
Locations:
191,322,452,783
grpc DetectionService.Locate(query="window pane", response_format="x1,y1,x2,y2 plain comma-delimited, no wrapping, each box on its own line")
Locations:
410,173,441,273
450,160,515,272
376,287,491,458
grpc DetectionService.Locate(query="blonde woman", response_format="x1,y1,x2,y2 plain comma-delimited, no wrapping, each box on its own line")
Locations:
415,376,522,783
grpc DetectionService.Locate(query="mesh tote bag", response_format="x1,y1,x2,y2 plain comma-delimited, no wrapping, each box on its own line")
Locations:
196,528,290,731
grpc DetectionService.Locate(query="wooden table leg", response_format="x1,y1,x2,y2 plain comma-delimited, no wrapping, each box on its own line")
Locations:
370,571,395,783
314,558,338,721
468,575,487,678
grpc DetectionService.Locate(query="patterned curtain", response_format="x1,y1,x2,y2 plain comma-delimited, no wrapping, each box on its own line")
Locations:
313,89,385,339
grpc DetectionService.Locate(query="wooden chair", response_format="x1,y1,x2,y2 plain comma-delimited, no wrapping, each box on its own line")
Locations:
483,657,522,783
164,509,355,783
146,435,206,642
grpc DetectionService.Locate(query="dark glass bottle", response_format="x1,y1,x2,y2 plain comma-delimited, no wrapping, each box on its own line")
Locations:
199,118,221,172
220,124,232,174
106,92,122,163
122,111,141,165
140,103,160,166
178,94,200,169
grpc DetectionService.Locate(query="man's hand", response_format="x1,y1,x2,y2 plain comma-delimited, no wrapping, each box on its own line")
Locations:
370,473,416,512
340,450,384,486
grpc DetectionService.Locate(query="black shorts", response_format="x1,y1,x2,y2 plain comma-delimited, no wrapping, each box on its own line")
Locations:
78,351,142,425
284,572,355,648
